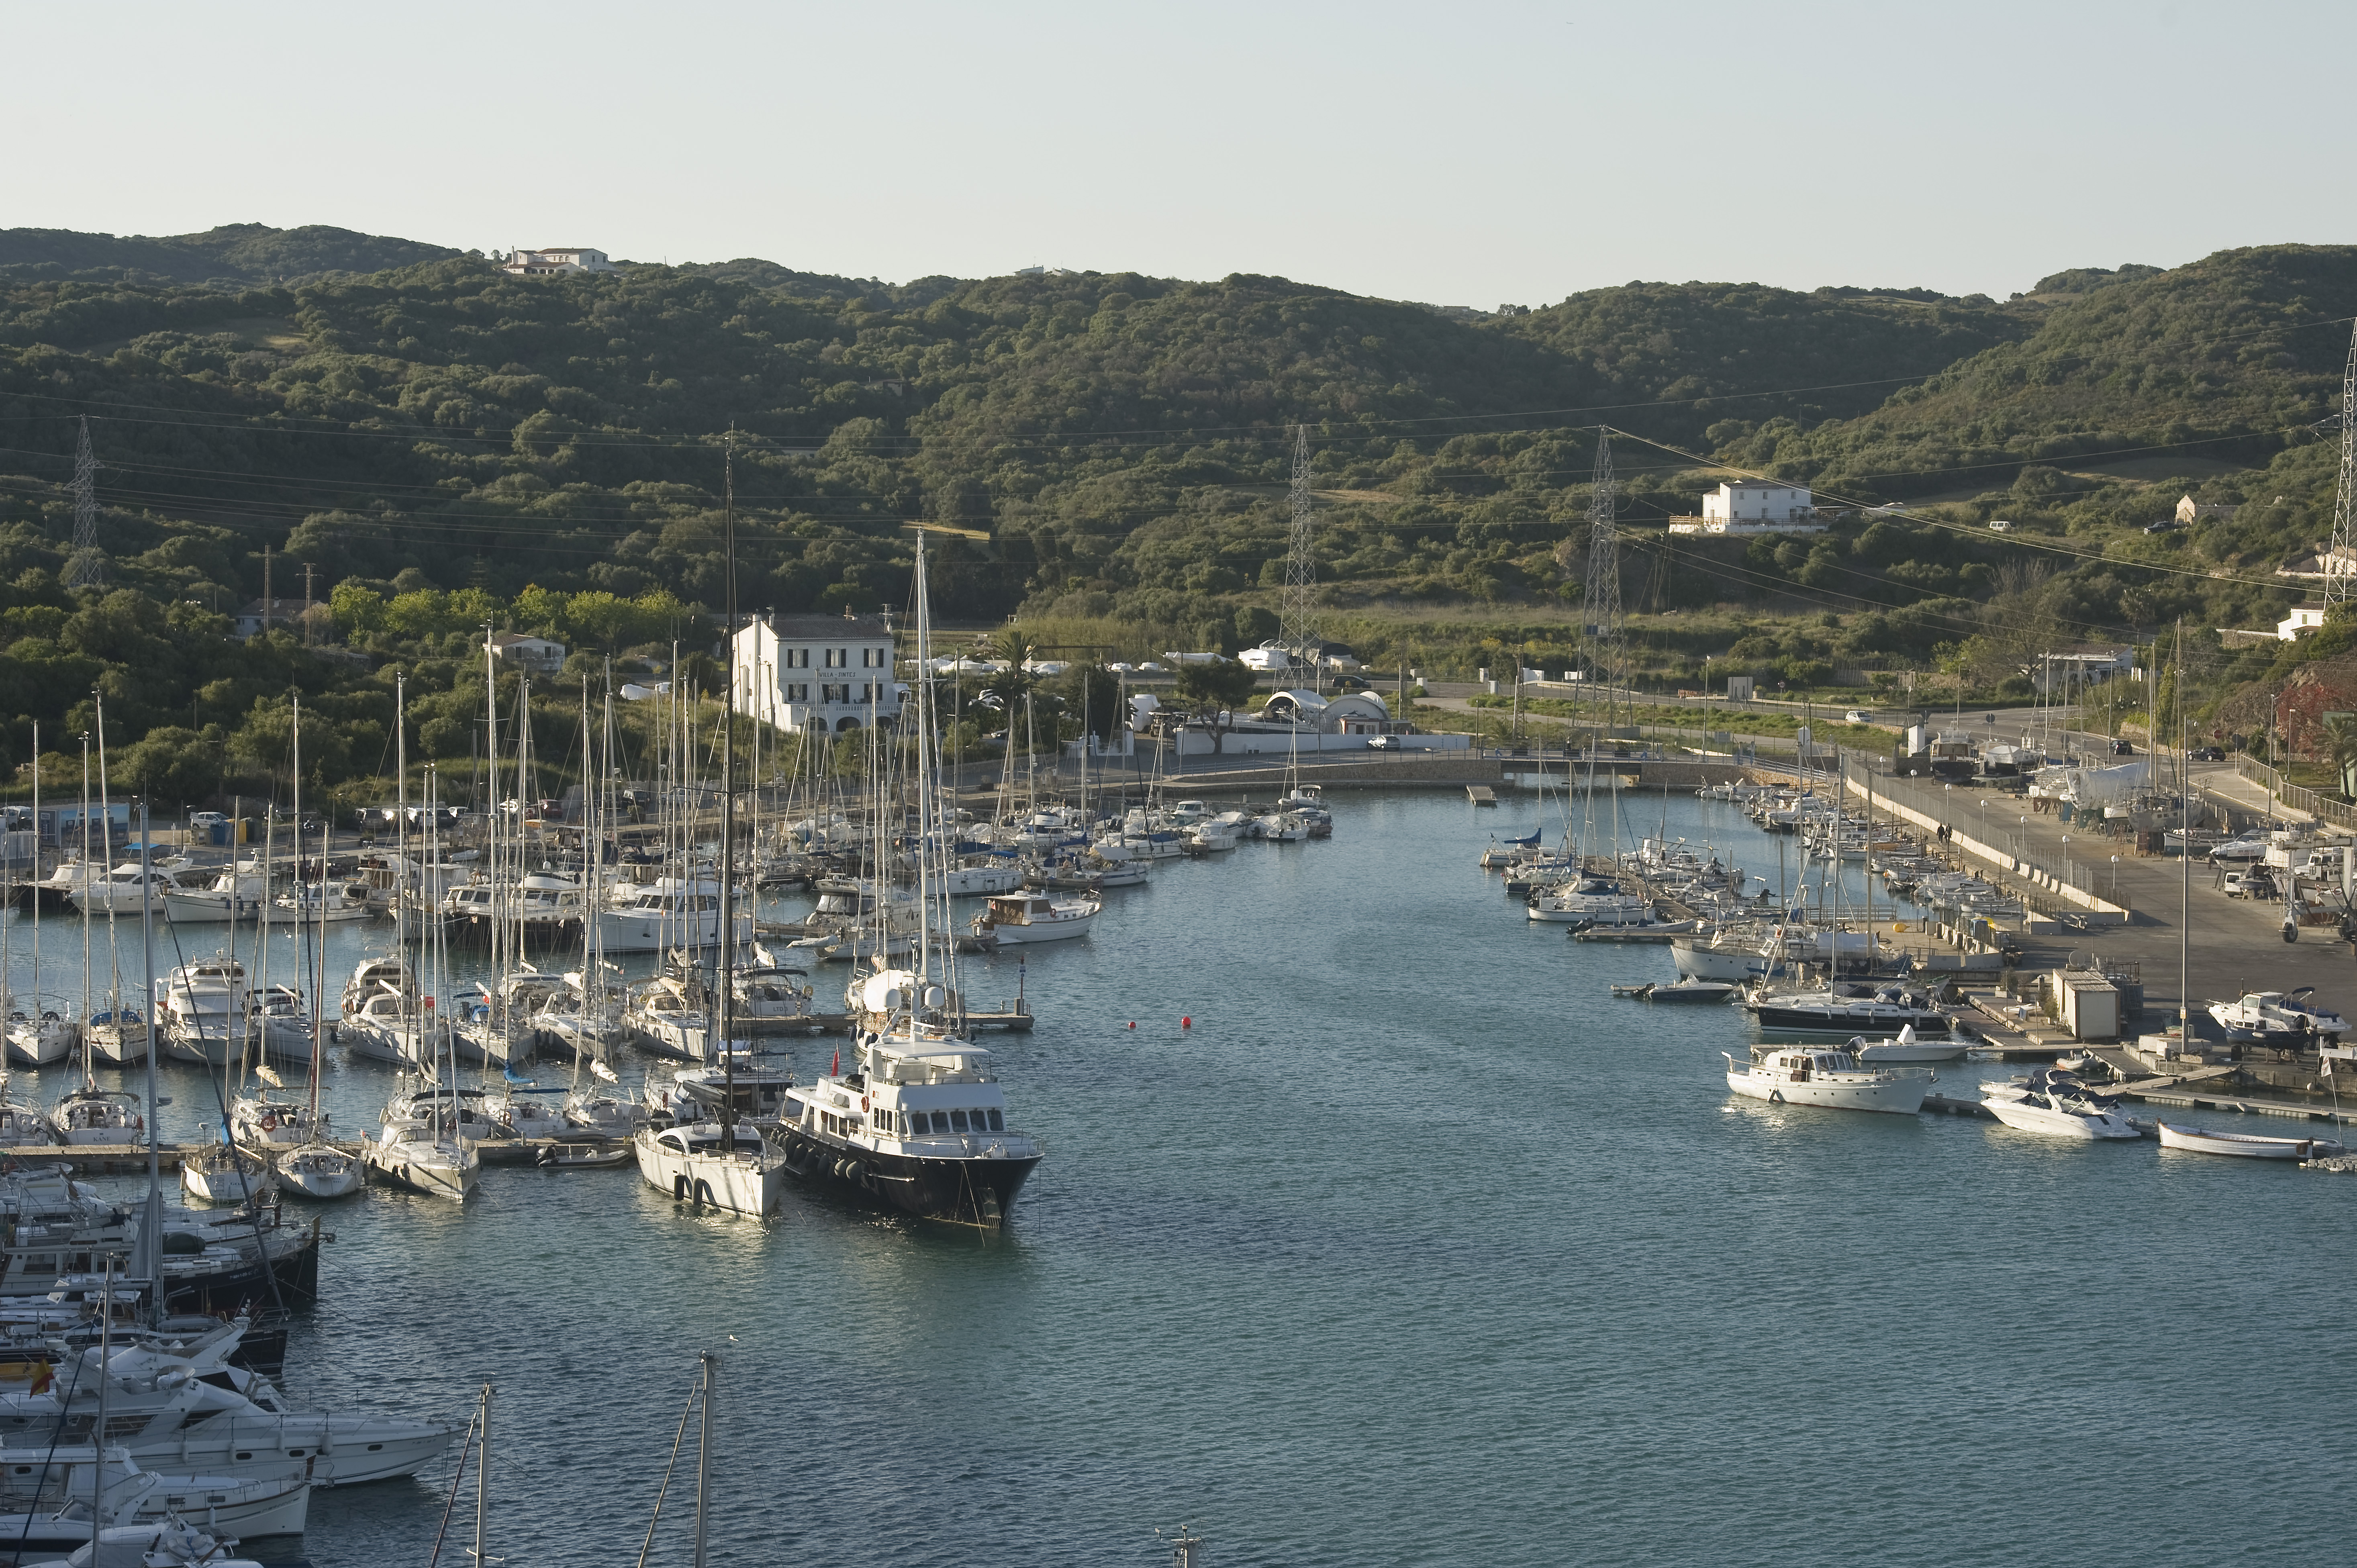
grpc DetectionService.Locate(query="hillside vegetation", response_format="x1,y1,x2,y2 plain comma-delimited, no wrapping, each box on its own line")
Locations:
0,228,2350,802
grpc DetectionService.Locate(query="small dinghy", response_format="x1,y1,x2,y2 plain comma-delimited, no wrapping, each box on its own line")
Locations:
1854,1023,1971,1064
2155,1122,2348,1161
1610,983,1654,999
1648,980,1737,1003
536,1141,632,1169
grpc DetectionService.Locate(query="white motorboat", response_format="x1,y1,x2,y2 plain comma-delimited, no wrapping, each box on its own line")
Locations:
595,880,756,955
154,958,255,1067
972,893,1099,945
277,1141,363,1199
2207,987,2351,1044
1722,1045,1930,1114
941,858,1026,896
0,1088,60,1146
1980,1069,2143,1139
275,878,376,923
160,862,269,923
16,1519,267,1568
1851,1023,1972,1064
0,1446,311,1545
66,863,195,916
0,1330,456,1487
633,1121,785,1215
2155,1121,2347,1160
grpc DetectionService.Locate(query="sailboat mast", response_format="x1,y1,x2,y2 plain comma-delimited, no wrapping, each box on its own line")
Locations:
913,532,933,979
95,697,119,1020
717,437,738,1129
692,1351,716,1568
78,731,91,1082
2177,618,2189,1040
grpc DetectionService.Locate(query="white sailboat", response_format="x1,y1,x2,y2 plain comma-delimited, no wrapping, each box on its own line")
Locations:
6,723,78,1069
632,441,786,1217
362,773,481,1203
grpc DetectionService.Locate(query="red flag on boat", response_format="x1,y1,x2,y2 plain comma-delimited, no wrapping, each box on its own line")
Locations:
831,1049,840,1077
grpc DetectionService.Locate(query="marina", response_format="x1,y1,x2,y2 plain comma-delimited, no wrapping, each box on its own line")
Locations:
0,777,2340,1563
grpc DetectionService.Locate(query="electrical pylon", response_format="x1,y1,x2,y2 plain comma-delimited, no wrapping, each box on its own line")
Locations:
2328,319,2357,612
65,417,102,588
1580,429,1624,723
1280,423,1317,676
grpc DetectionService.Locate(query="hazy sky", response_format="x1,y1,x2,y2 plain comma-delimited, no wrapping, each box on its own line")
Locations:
10,0,2351,305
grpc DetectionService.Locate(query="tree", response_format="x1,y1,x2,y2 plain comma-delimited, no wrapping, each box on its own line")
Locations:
2322,713,2357,800
1058,664,1123,745
118,725,221,808
1173,657,1259,753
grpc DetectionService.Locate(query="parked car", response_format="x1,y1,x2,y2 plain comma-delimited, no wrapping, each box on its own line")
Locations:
189,811,226,831
2190,745,2226,761
1843,709,1874,723
2225,869,2278,900
2111,739,2136,755
1328,675,1370,691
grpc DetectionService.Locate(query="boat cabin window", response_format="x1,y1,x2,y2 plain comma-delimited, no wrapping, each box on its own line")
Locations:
950,1110,969,1131
987,1108,1004,1131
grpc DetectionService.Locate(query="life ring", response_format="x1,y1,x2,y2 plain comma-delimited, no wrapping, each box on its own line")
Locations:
860,1095,870,1112
261,1115,279,1131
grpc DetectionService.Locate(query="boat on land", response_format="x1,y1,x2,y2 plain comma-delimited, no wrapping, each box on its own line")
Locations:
2155,1121,2347,1160
1722,1045,1930,1114
1980,1069,2142,1139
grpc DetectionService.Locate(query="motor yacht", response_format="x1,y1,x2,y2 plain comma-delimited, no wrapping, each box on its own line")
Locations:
160,862,268,923
972,893,1099,945
153,959,255,1068
1980,1069,2142,1138
67,863,194,916
774,969,1043,1227
0,1446,311,1545
1722,1045,1930,1113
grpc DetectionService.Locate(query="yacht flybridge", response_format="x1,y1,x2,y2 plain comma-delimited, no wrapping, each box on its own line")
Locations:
777,969,1043,1227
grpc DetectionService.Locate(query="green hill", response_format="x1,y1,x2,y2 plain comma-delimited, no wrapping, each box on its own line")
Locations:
0,227,2349,796
0,223,463,286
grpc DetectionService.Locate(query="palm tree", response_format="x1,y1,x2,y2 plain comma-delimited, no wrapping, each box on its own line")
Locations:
2322,712,2357,800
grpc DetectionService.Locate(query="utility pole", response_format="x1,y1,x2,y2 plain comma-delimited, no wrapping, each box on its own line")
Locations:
2329,318,2357,614
1279,424,1317,688
1580,429,1624,737
302,563,315,646
65,417,102,589
263,545,273,635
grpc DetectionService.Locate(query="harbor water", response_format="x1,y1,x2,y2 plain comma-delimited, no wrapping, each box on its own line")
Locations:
11,790,2353,1566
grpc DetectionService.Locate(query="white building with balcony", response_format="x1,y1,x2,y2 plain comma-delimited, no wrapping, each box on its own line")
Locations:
503,247,617,276
731,612,901,732
1667,480,1823,535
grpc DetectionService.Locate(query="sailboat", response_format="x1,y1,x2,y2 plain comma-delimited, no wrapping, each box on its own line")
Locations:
777,530,1045,1227
6,723,78,1068
53,728,143,1144
632,437,787,1217
362,771,482,1203
277,778,357,1200
343,677,430,1068
80,699,145,1070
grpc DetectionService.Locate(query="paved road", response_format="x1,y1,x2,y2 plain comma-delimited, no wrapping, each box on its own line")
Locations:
1859,763,2355,1031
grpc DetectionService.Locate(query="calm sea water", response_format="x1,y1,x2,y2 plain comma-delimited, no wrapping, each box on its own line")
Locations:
9,792,2351,1568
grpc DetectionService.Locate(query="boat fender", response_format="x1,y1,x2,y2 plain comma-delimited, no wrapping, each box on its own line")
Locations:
673,1174,690,1201
1769,1089,1785,1104
694,1179,715,1206
846,1162,865,1186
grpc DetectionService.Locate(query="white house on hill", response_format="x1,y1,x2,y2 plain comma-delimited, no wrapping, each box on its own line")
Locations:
1669,481,1824,535
731,612,901,732
504,248,617,276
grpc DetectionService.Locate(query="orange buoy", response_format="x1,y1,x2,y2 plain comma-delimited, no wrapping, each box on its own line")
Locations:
1181,1016,1192,1029
1127,1021,1136,1029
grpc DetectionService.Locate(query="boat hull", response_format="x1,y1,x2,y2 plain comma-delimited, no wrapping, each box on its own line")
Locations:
2155,1121,2344,1159
772,1124,1041,1227
1748,1004,1952,1033
633,1131,785,1216
1981,1096,2142,1139
1725,1070,1927,1115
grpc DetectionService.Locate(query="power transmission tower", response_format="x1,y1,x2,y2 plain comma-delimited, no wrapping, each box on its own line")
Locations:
1580,429,1623,727
1279,424,1317,682
2330,319,2357,613
65,416,102,589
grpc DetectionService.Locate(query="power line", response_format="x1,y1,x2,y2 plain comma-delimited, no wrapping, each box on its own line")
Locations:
2330,319,2357,613
1280,424,1316,669
63,417,101,588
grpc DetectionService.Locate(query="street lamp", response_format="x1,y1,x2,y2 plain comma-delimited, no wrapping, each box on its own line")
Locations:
2110,853,2120,900
2062,835,2071,887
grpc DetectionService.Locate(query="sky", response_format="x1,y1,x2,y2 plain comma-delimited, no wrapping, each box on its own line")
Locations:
8,0,2353,306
